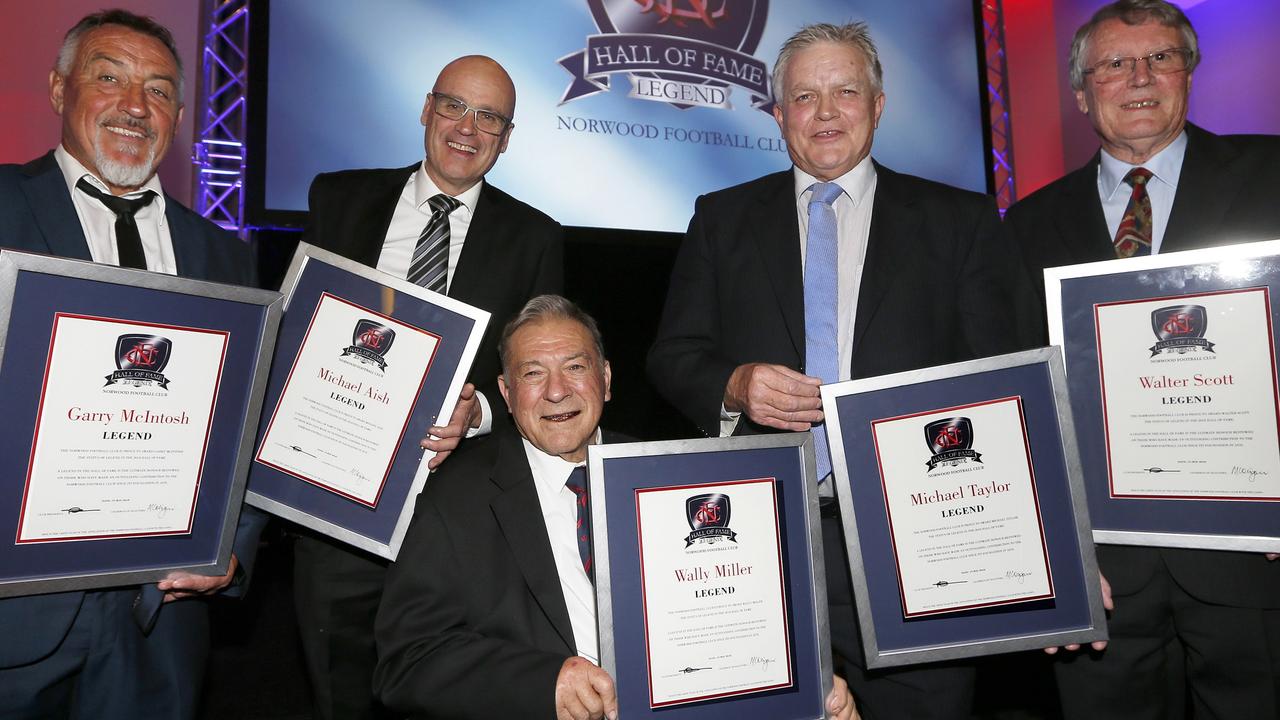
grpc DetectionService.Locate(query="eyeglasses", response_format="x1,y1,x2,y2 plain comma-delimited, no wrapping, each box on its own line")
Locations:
1082,47,1192,84
428,92,512,135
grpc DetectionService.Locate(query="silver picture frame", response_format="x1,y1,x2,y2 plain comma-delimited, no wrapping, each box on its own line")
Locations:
245,242,490,560
589,433,833,718
1046,239,1280,551
823,347,1107,668
0,250,282,597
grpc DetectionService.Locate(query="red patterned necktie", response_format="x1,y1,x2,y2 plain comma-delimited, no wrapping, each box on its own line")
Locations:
1113,167,1154,258
565,467,592,581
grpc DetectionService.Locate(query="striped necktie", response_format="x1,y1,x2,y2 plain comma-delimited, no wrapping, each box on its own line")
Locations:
407,194,461,292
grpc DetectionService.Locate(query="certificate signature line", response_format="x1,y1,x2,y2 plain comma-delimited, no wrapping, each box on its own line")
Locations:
61,506,101,514
677,667,710,674
287,444,318,458
1140,467,1181,473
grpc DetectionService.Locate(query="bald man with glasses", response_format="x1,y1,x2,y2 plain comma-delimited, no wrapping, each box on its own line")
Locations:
292,54,563,720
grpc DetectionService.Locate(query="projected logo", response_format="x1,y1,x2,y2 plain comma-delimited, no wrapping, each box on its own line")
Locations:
559,0,773,113
1149,305,1215,357
105,334,173,389
341,319,396,371
924,417,983,471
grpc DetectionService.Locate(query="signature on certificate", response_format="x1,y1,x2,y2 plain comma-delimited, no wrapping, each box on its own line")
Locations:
749,656,775,673
1231,466,1269,482
147,503,176,519
1006,570,1033,584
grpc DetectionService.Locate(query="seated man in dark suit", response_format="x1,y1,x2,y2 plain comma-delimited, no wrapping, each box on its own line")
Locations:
0,9,266,719
1005,1,1280,718
375,295,859,720
292,54,563,720
647,21,1025,720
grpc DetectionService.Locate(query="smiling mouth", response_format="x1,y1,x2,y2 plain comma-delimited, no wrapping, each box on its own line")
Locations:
101,121,153,141
542,410,580,422
446,141,477,154
1121,100,1159,109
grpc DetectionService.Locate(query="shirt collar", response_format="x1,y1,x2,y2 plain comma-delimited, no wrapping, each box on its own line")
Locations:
55,143,167,211
792,155,877,207
413,161,482,214
521,428,604,495
1097,129,1187,200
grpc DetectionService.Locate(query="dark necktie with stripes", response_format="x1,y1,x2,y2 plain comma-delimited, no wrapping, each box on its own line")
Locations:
1113,167,1154,258
407,193,461,292
565,466,593,581
76,178,156,270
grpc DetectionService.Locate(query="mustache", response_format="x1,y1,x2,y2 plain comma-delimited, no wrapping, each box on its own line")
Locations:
99,116,156,140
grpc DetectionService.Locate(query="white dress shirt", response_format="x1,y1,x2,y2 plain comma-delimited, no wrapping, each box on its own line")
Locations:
720,157,879,441
1097,130,1187,255
55,144,177,274
379,163,493,435
521,435,601,665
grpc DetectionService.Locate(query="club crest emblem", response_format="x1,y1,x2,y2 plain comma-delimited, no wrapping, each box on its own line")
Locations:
923,417,983,471
1149,305,1214,356
560,0,773,112
105,334,172,389
684,492,737,546
341,320,395,371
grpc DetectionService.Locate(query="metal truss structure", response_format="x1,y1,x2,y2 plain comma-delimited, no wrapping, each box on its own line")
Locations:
193,0,250,234
983,0,1016,212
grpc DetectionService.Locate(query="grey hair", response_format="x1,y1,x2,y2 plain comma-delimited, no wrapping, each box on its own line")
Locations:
55,9,185,103
1069,0,1198,91
499,295,606,377
772,22,883,103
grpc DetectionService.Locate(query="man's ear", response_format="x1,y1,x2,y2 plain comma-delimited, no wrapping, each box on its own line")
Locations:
498,374,512,412
50,70,66,115
602,360,612,403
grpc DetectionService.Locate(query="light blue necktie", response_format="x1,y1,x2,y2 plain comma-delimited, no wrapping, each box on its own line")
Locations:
804,182,843,481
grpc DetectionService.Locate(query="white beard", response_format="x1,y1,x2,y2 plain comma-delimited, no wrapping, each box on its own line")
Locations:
93,128,159,190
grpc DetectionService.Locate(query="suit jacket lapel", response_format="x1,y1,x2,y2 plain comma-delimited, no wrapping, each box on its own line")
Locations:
449,181,503,301
851,164,919,355
751,173,804,358
18,152,93,261
167,198,210,279
1056,155,1113,264
488,433,576,653
1163,125,1240,253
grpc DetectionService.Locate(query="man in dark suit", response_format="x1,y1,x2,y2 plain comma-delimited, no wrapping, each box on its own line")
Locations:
292,55,563,720
376,295,859,720
1005,2,1280,718
647,22,1025,720
0,10,267,719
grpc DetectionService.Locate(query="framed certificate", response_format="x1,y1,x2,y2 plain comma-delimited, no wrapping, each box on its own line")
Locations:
1046,240,1280,551
823,347,1106,668
0,250,282,597
246,243,489,560
589,435,832,719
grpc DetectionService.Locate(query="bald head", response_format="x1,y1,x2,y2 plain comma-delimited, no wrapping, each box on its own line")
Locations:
435,55,516,118
420,55,517,195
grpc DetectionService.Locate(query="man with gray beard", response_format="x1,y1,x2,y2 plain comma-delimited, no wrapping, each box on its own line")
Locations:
0,9,265,719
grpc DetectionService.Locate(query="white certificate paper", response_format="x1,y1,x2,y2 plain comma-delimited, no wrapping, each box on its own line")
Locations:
871,397,1054,617
255,293,439,506
17,314,227,543
1094,288,1280,501
634,478,792,708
